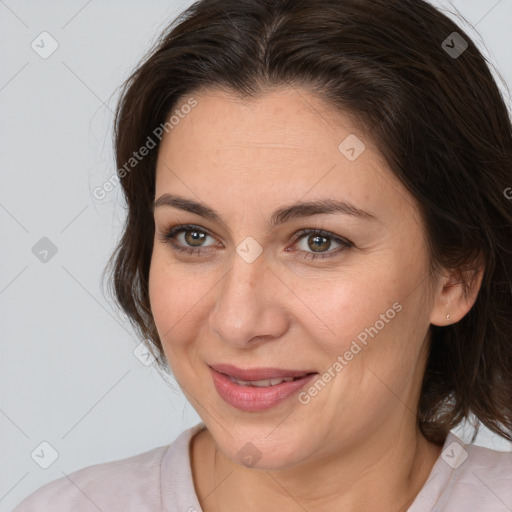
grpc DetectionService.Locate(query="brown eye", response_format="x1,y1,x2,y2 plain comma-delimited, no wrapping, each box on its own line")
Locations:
292,229,353,261
183,229,207,247
158,224,217,256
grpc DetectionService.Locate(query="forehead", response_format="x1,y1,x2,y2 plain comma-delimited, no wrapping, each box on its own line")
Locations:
154,87,419,224
165,87,364,153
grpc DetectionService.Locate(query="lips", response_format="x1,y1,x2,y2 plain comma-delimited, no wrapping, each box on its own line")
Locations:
209,363,317,381
209,367,319,411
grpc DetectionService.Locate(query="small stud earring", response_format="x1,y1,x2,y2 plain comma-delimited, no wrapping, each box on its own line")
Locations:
446,313,451,321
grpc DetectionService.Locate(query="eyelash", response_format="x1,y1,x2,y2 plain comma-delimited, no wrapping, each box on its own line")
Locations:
157,223,354,261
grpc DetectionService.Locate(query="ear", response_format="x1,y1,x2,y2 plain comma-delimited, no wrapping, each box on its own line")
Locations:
430,258,485,326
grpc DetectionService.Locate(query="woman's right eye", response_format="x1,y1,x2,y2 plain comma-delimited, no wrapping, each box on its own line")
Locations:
158,224,217,256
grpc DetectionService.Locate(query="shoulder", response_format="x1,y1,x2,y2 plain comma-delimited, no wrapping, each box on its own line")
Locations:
12,444,169,512
418,434,512,512
455,439,512,500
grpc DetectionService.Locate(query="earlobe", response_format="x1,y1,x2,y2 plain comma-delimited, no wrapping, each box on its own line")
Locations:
430,263,485,326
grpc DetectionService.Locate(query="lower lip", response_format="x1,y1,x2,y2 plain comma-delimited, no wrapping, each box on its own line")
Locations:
210,368,318,411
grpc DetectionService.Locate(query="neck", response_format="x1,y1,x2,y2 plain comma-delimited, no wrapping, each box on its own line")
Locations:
193,419,443,512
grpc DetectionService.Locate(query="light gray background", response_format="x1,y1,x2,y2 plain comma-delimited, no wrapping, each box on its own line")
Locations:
1,1,511,510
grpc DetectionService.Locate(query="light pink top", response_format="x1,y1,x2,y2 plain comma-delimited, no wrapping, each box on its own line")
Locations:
12,422,512,511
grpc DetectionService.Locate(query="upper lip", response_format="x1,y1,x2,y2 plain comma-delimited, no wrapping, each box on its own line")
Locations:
209,363,317,381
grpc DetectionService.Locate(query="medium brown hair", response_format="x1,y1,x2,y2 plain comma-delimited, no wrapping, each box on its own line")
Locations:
103,0,512,445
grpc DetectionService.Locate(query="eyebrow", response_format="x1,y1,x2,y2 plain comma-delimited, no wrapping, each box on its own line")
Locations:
152,193,378,228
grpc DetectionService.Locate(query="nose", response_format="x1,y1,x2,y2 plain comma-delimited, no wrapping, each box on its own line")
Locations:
208,248,289,348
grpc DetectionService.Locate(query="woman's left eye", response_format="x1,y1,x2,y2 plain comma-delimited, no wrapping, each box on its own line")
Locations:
158,224,354,260
291,229,354,260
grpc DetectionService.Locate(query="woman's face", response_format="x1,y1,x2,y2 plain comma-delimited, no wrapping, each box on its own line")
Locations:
149,87,442,469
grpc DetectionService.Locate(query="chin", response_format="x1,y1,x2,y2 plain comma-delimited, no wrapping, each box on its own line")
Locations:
212,425,313,471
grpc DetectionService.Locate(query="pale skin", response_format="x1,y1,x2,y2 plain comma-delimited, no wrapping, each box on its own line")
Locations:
148,87,484,511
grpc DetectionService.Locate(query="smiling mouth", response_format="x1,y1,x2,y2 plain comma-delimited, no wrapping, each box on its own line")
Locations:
208,365,319,411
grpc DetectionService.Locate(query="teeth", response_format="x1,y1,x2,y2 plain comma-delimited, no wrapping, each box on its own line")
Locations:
228,376,297,387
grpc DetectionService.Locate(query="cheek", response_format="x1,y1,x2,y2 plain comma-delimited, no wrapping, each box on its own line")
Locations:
312,269,431,414
299,262,405,356
148,258,208,390
148,248,210,352
301,253,429,397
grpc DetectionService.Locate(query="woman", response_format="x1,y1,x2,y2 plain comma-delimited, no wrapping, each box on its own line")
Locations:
13,0,512,510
